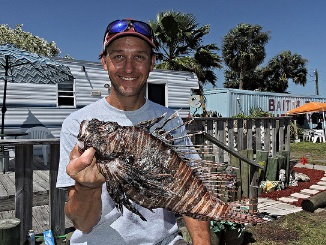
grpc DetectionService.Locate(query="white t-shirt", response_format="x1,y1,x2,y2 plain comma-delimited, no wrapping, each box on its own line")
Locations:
56,97,188,245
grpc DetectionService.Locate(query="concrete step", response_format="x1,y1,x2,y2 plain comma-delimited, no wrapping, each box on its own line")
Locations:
258,200,302,216
300,189,319,195
278,197,298,203
317,181,326,186
291,193,310,199
310,185,326,191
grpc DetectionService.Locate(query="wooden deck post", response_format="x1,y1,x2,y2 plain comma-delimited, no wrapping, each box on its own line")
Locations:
15,144,33,244
49,144,66,238
0,218,20,244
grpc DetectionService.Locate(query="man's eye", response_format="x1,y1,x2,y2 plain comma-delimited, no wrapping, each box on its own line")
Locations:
135,55,146,61
112,55,124,60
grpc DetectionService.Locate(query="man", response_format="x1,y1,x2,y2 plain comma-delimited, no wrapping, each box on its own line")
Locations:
56,19,211,244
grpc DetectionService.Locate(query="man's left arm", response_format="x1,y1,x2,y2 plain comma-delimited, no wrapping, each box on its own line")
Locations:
183,216,211,245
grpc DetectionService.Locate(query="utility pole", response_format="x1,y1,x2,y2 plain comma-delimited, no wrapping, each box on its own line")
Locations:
314,69,319,95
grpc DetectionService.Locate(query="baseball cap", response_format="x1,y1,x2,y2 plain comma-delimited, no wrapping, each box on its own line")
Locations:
102,19,155,51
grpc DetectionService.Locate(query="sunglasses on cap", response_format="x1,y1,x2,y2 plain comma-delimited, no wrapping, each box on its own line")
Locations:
100,19,155,58
105,19,154,38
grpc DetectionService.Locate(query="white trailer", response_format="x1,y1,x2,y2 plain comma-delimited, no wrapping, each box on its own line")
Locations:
0,58,199,137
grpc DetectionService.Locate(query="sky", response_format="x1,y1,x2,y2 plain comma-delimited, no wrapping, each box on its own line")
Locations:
1,0,325,97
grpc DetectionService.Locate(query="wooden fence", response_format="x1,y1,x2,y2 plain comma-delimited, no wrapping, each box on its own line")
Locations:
186,116,291,201
186,116,291,160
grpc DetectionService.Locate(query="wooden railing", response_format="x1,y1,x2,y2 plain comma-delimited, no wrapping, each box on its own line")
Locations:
186,116,291,160
0,138,65,244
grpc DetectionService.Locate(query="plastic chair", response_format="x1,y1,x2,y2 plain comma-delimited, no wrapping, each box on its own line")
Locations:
312,130,326,143
303,129,314,142
19,126,54,165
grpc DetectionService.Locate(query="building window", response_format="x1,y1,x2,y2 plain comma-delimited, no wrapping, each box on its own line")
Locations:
57,79,75,107
147,83,166,106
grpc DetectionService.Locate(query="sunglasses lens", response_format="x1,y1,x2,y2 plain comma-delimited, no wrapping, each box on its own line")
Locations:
107,20,129,34
133,21,153,37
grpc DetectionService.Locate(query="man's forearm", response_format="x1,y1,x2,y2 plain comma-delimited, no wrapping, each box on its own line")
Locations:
183,216,211,245
65,183,102,233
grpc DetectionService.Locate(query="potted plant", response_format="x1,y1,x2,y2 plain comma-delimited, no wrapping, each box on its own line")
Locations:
210,220,245,245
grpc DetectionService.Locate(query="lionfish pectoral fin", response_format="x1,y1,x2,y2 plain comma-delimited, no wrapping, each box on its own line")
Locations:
135,113,167,131
105,179,125,213
124,168,173,198
105,180,147,221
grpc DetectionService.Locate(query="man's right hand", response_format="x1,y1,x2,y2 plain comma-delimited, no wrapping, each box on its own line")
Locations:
66,144,106,189
65,144,105,233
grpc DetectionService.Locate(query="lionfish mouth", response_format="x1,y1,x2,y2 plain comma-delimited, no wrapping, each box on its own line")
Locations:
77,120,89,151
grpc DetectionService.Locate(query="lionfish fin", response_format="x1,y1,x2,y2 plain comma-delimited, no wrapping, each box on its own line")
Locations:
152,110,180,132
183,213,211,221
219,198,265,225
97,159,149,221
135,113,167,131
165,131,204,143
180,158,239,201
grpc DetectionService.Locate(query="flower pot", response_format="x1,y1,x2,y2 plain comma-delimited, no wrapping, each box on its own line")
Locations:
221,230,244,245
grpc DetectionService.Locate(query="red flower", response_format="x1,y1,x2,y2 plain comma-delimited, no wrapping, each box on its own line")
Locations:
300,156,308,165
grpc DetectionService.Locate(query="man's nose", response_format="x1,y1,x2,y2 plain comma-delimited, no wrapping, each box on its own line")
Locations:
123,58,134,73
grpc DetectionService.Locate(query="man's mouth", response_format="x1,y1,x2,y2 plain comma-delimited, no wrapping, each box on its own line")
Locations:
120,76,136,81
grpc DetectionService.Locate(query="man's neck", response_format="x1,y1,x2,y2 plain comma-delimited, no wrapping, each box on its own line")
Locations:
105,94,146,111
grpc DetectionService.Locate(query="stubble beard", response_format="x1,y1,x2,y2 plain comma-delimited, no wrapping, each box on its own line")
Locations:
111,80,146,98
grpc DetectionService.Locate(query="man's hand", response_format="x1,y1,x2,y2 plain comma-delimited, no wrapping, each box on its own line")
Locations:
66,145,106,188
64,144,105,233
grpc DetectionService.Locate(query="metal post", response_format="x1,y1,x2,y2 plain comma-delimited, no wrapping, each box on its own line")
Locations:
314,69,319,96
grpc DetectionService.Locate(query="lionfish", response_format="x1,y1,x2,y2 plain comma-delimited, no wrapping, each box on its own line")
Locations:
77,112,263,224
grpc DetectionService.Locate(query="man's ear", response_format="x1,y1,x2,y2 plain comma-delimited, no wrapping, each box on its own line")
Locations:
150,53,156,72
101,56,108,71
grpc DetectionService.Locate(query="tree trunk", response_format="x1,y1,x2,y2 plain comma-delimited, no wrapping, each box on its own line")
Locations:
200,94,208,116
301,191,326,212
239,70,244,90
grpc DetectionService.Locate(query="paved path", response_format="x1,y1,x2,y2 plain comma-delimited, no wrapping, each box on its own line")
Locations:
258,163,326,217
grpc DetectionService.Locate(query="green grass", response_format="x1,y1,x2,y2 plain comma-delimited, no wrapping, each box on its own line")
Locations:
243,141,326,244
290,142,326,166
246,210,326,245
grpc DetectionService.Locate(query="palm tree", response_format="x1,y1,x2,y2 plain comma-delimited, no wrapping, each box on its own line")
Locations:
222,23,270,90
223,50,307,93
223,69,265,91
149,11,222,91
262,51,307,93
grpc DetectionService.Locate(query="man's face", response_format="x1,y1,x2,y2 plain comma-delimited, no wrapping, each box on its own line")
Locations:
101,36,156,98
